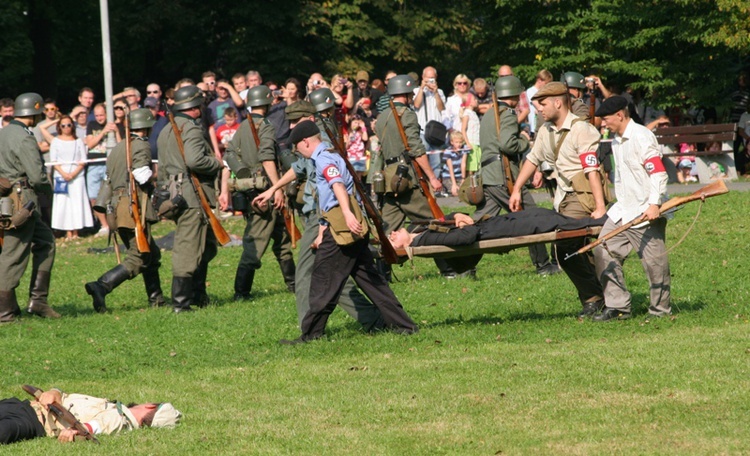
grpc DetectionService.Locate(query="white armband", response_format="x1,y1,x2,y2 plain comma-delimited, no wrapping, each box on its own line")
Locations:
132,166,153,185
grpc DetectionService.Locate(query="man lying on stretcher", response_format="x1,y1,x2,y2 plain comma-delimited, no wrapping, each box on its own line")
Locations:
388,207,606,250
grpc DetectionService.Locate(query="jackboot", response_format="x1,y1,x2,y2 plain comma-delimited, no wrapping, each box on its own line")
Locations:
142,267,166,307
27,270,61,319
192,264,210,308
0,290,21,323
278,259,296,293
233,267,254,301
172,276,194,313
85,265,131,313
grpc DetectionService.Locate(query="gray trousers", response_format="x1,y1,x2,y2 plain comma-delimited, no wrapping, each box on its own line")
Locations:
294,213,384,331
0,211,55,291
594,217,671,315
473,184,551,269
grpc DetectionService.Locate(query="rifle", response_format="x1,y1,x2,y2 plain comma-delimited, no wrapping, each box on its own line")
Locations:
588,78,596,125
491,88,515,196
167,112,231,246
124,117,150,253
387,98,445,220
248,115,302,245
564,180,728,260
22,384,100,444
320,121,400,264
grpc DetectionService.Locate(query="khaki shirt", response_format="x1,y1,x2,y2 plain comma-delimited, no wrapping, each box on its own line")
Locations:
32,393,139,437
157,114,221,208
527,111,600,208
478,102,529,186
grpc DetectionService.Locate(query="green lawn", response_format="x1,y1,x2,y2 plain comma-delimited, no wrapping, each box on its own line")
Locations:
1,189,748,455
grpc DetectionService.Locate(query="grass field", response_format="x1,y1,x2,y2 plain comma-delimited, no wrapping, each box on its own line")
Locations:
1,188,748,455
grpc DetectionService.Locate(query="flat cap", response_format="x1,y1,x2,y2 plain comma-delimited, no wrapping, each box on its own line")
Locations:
531,82,568,101
595,95,629,117
285,100,315,120
289,120,319,145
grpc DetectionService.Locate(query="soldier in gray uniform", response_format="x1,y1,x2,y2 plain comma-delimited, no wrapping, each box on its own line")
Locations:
560,71,592,120
309,88,341,145
374,75,455,277
85,109,164,313
157,85,223,313
476,76,559,276
0,93,60,321
222,85,295,300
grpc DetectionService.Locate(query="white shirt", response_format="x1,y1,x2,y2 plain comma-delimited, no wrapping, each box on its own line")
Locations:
413,87,446,131
526,86,539,133
608,119,668,224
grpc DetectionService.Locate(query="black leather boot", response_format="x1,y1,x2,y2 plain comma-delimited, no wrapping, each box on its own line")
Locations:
172,276,194,313
27,270,61,318
0,290,21,323
279,259,296,292
192,264,210,308
85,265,131,313
142,267,166,307
233,267,254,301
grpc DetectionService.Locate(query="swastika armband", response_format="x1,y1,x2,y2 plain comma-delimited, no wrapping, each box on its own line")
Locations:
579,151,599,169
323,164,341,182
643,156,666,174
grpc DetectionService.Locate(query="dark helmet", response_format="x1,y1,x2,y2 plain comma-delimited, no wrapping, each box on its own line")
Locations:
14,93,44,117
129,108,156,130
309,88,335,112
387,75,416,96
495,76,525,98
246,86,273,108
172,85,204,111
560,72,586,90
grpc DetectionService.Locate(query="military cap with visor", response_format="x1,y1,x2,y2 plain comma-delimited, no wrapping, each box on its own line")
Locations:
285,100,315,121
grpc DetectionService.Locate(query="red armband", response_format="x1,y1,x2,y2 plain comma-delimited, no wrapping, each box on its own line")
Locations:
323,165,341,182
579,151,599,169
643,156,666,174
84,423,93,434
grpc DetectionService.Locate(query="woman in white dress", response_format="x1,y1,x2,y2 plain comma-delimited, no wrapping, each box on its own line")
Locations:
444,74,476,132
43,115,94,240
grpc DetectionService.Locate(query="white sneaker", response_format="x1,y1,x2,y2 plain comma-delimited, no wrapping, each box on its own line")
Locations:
95,227,110,238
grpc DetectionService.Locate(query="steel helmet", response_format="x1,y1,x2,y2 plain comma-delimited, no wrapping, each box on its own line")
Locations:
246,85,273,108
560,71,586,90
129,108,156,130
495,76,525,98
172,85,204,111
14,93,44,117
309,88,335,112
387,75,416,96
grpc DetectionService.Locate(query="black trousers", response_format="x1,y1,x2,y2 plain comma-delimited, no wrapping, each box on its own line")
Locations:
0,398,45,444
300,230,416,340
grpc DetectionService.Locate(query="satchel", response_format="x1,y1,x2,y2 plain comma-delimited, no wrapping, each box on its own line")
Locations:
570,167,613,213
322,195,369,246
458,173,484,206
424,120,448,147
53,177,69,195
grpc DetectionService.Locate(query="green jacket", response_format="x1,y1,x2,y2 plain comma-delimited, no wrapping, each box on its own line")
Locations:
0,120,51,208
225,114,277,175
106,135,156,221
479,103,529,186
374,103,425,181
156,114,221,208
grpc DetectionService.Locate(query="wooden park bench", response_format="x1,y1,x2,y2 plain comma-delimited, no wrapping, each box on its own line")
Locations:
654,123,737,183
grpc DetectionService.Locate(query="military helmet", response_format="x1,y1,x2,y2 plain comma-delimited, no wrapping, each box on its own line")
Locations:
14,93,44,117
387,75,416,96
129,108,156,130
246,85,273,108
560,72,586,90
172,85,204,111
495,76,525,98
309,88,335,112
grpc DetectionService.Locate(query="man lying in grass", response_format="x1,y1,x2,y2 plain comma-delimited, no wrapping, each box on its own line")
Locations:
0,387,181,444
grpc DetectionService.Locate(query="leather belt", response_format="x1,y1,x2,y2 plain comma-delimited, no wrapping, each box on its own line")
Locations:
13,178,31,189
385,156,401,165
480,154,502,168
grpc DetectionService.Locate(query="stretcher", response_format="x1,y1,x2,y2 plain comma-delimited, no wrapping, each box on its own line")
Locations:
394,226,602,260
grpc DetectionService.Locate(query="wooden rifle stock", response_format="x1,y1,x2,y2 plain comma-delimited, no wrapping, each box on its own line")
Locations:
23,384,100,444
387,98,444,220
492,89,515,196
248,117,301,245
167,113,231,246
321,121,400,264
565,180,729,260
588,80,596,125
124,117,151,253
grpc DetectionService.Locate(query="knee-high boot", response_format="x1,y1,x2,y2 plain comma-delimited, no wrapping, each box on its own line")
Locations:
172,276,194,313
233,267,255,301
279,259,296,293
27,270,61,318
0,290,21,323
84,265,131,313
142,267,166,307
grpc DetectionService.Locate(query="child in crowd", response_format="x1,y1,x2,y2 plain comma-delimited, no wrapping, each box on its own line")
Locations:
460,97,481,177
677,142,698,183
345,115,368,180
441,130,466,197
214,107,239,155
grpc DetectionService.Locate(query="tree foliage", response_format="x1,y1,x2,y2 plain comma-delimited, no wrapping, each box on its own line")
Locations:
0,0,748,113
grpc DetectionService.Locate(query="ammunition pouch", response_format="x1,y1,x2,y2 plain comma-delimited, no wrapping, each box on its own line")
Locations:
153,174,187,220
322,195,369,246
